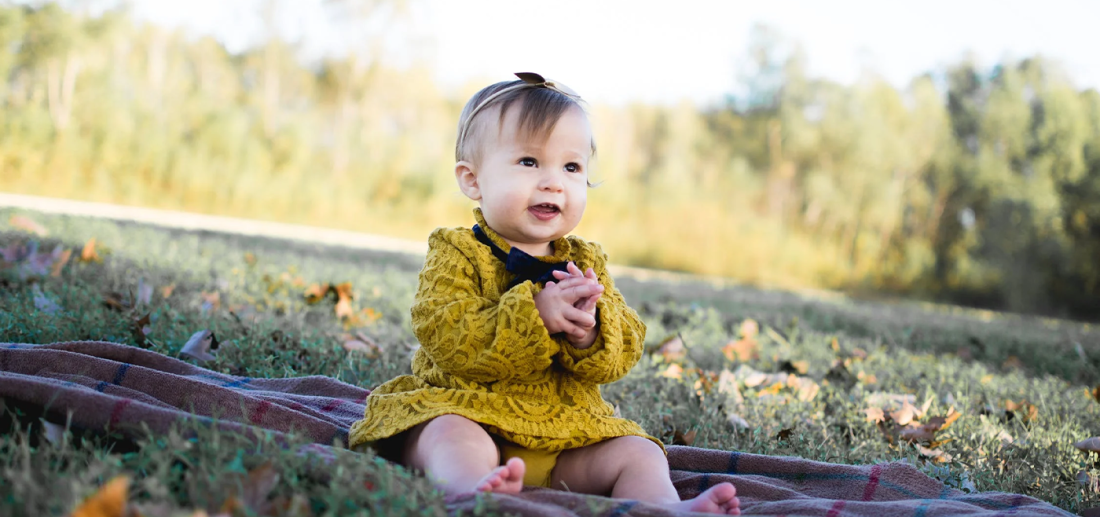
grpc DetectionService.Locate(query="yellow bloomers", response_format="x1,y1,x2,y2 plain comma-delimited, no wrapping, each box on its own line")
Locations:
349,209,659,454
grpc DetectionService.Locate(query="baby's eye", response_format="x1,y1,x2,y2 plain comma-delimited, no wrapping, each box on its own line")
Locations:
519,157,537,167
565,163,582,173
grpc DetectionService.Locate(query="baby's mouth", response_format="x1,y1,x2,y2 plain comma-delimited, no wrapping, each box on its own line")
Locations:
528,203,560,220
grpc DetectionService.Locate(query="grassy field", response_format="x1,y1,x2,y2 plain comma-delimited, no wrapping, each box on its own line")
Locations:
1,207,1099,516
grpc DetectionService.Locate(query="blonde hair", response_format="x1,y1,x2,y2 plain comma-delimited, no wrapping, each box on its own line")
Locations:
455,79,597,165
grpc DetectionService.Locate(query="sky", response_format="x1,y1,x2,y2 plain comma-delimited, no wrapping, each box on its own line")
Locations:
129,0,1100,106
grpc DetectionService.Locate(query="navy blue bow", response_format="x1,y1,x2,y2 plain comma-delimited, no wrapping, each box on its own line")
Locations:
473,224,571,289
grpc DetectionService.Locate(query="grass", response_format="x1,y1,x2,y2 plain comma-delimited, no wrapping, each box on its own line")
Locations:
1,206,1099,515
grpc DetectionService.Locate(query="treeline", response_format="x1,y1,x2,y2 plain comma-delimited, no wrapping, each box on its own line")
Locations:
1,4,1098,320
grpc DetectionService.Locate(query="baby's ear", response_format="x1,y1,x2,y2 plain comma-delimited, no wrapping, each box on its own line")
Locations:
455,161,481,201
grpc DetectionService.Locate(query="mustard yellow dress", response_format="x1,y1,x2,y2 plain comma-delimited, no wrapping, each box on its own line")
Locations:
349,209,658,465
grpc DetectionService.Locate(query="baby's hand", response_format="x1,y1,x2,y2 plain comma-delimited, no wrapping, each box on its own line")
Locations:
535,269,603,340
551,262,601,314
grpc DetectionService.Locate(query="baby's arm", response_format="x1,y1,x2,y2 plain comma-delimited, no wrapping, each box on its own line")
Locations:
554,244,646,385
411,231,559,383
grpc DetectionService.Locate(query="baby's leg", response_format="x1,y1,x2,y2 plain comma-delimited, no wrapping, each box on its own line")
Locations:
549,436,740,515
402,414,525,496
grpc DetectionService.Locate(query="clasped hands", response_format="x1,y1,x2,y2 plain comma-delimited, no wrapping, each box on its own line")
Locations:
533,261,602,348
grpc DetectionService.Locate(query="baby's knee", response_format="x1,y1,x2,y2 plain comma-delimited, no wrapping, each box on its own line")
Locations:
610,436,665,464
418,415,497,455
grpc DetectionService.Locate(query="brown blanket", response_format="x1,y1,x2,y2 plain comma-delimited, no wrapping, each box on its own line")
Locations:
0,341,1071,516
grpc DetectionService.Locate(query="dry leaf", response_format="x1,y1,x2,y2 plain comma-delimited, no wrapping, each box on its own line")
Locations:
180,330,218,365
70,475,129,517
659,363,683,380
722,337,758,362
10,215,47,236
33,285,62,315
333,282,354,319
672,429,696,446
304,284,328,304
200,291,221,313
160,284,176,299
726,412,750,429
102,292,130,312
1004,400,1038,423
80,238,100,263
739,319,759,339
136,279,153,306
131,313,152,348
244,252,257,267
50,248,72,277
657,335,686,362
889,402,920,426
916,444,953,463
864,407,886,423
1002,356,1023,370
219,462,281,516
343,333,381,357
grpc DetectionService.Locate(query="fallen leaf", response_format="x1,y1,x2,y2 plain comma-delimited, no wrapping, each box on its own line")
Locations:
41,419,65,446
180,330,218,365
333,282,354,320
102,292,130,312
657,335,686,362
10,215,47,236
32,285,62,315
778,360,809,375
218,462,281,516
716,370,744,403
131,313,152,347
659,363,683,380
739,319,759,339
304,284,329,304
201,291,221,313
1004,400,1038,423
864,407,885,423
722,337,758,362
343,333,381,356
916,444,953,463
889,402,920,426
70,475,129,517
50,248,72,277
344,307,382,329
1002,356,1023,370
136,279,153,306
244,252,258,267
726,412,750,429
80,238,100,263
160,284,176,299
672,429,697,446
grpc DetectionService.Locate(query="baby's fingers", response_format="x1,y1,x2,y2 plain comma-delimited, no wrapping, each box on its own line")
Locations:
580,292,601,312
567,261,585,277
552,270,574,280
566,283,604,303
565,307,597,328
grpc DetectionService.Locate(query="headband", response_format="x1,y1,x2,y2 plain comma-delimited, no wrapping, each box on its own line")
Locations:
456,72,582,160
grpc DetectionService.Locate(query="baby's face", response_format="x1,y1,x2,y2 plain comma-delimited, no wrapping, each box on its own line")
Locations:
466,105,593,256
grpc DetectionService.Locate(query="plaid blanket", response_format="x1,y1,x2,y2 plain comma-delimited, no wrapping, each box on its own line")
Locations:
0,341,1072,516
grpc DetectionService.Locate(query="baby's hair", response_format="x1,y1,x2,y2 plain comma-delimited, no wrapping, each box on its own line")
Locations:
455,78,598,187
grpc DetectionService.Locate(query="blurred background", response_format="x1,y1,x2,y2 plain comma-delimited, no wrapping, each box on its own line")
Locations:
1,0,1099,320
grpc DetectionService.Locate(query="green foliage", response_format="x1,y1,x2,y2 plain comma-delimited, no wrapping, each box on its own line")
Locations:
0,4,1099,320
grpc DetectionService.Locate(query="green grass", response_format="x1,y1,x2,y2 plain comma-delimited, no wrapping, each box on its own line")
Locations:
1,207,1099,515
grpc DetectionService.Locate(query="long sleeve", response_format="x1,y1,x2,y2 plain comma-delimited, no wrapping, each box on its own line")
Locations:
554,243,646,385
410,231,558,384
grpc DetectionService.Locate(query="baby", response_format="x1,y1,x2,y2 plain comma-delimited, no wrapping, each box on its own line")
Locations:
349,73,740,515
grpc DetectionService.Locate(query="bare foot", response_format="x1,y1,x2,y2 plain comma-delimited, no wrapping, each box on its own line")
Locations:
473,457,526,494
669,483,740,515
